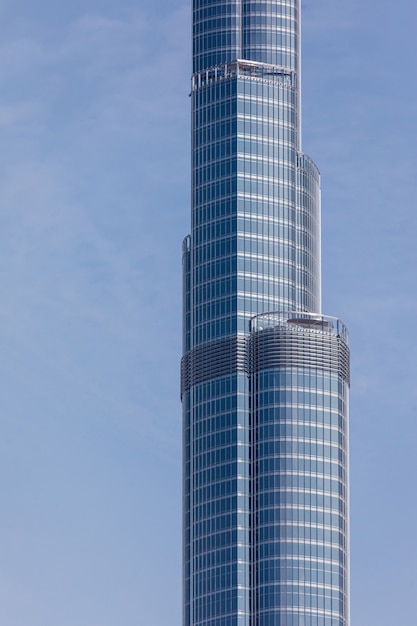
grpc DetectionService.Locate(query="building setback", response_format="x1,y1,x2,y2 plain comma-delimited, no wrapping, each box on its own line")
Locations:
181,2,350,625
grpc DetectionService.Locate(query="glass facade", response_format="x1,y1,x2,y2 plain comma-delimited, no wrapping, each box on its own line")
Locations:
182,2,350,626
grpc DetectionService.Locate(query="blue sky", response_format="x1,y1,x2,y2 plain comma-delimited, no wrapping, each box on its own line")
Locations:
0,1,416,624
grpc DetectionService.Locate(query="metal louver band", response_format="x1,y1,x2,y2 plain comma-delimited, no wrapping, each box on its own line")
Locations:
181,336,247,397
249,326,350,385
181,316,350,395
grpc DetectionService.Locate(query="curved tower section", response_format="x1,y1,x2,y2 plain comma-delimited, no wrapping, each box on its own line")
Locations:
249,313,350,626
182,2,349,626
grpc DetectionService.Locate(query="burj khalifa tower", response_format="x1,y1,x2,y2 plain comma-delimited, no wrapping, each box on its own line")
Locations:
181,2,350,625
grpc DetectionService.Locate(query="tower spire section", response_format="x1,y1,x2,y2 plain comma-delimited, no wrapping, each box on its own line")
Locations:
183,2,350,625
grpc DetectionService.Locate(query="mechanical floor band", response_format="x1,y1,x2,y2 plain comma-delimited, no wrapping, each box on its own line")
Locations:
181,319,350,395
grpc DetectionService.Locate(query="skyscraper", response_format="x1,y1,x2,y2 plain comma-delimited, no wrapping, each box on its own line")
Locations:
181,2,350,625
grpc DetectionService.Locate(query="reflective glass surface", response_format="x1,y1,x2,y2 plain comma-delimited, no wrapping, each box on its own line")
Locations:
251,365,349,626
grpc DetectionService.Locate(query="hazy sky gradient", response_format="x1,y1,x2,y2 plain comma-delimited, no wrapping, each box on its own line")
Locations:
0,1,416,624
